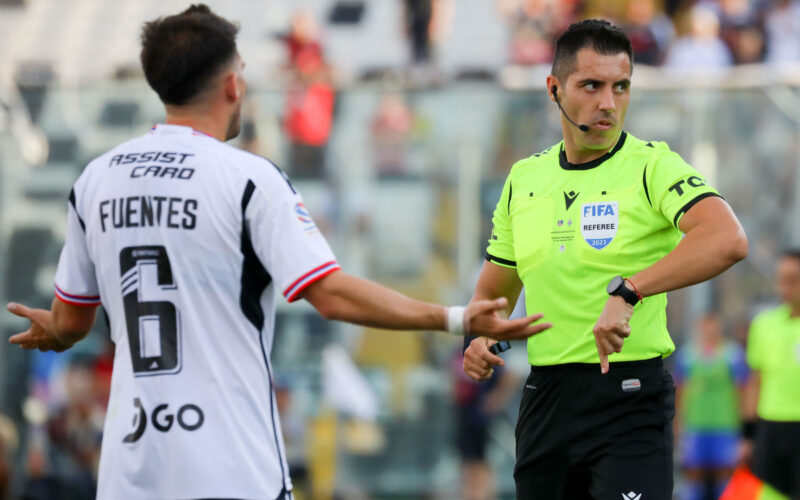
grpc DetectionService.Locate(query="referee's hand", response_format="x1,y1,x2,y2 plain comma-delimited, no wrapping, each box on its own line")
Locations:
592,296,633,374
463,337,503,381
465,298,551,341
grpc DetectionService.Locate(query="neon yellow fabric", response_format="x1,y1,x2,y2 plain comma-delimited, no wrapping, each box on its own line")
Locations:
747,305,800,421
487,132,720,365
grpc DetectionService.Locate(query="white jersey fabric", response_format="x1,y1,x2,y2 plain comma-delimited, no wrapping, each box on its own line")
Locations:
54,124,340,500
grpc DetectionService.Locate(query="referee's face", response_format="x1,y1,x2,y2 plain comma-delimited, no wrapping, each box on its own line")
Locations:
777,256,800,307
560,47,631,152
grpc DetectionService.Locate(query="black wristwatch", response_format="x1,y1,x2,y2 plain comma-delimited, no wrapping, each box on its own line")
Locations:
607,275,639,306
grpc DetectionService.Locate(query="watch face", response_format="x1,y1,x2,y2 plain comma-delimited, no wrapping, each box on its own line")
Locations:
607,275,623,294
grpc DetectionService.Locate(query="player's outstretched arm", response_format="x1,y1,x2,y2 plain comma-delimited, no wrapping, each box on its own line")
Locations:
7,298,97,352
299,270,550,341
462,261,541,380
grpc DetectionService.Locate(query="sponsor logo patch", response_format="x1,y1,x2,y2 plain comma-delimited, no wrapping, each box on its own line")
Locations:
621,379,641,392
581,201,618,249
294,202,318,233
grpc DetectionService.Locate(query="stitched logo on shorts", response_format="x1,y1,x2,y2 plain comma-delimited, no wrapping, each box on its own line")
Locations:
621,379,641,392
622,492,641,500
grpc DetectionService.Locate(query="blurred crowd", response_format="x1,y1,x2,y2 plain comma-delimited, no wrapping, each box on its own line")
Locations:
1,1,799,499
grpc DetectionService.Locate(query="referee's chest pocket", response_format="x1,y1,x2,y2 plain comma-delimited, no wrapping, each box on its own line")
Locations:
575,186,637,265
510,196,553,274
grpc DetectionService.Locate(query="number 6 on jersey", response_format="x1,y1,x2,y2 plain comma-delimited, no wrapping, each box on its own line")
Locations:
120,246,182,376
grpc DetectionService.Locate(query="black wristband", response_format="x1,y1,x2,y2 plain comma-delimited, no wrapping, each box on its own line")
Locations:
742,420,757,439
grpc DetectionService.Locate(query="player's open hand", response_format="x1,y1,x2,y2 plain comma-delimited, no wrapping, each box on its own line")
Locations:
592,296,633,374
465,297,552,341
463,337,504,381
6,303,69,352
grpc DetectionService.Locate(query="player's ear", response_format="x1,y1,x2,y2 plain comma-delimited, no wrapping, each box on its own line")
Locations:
223,71,240,103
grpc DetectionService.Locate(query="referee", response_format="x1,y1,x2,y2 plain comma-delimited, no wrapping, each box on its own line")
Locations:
742,250,800,499
463,19,748,499
4,5,549,499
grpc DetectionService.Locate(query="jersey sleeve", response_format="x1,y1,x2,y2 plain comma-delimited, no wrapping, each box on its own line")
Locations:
53,189,101,306
245,176,340,303
647,148,721,228
485,174,516,268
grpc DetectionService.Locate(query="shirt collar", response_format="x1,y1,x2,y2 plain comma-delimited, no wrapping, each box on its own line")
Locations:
559,131,627,171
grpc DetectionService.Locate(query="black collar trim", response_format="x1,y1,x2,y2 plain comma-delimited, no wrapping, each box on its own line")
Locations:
559,131,627,171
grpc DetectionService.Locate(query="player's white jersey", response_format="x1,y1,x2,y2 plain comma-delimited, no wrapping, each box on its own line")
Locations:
54,124,339,500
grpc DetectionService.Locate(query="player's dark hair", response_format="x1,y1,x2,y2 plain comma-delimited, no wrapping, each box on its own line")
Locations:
551,19,633,82
140,4,239,105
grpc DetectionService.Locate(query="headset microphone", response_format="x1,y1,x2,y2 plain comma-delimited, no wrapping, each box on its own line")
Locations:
551,85,589,132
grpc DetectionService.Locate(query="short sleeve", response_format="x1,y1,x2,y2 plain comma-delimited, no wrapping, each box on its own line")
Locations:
647,149,721,228
54,190,101,306
485,174,516,268
746,315,765,370
245,178,340,303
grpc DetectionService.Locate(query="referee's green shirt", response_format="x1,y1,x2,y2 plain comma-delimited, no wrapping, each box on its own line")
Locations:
746,305,800,421
486,131,720,366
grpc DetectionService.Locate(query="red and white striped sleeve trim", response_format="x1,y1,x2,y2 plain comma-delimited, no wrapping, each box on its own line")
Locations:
54,284,102,307
283,261,341,303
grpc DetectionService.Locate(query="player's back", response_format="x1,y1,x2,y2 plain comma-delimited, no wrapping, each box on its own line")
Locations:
61,124,320,499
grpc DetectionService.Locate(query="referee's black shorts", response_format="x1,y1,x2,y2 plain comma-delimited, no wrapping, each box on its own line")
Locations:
752,419,800,499
514,357,675,500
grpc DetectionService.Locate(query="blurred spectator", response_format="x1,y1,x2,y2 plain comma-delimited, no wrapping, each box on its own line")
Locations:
499,0,580,66
764,0,800,65
714,0,766,64
674,313,749,500
21,356,104,500
502,0,558,66
666,5,733,69
275,377,310,500
402,0,447,85
371,92,414,177
283,11,335,179
623,0,675,65
451,346,518,500
0,414,17,500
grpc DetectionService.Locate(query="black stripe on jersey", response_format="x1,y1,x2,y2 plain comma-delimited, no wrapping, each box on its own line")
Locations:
485,252,517,267
68,188,86,232
240,180,273,330
672,192,722,227
642,164,652,206
507,182,513,213
239,179,289,496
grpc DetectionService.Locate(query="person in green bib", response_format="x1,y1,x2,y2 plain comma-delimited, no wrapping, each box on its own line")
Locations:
462,19,748,499
674,313,749,500
741,250,800,499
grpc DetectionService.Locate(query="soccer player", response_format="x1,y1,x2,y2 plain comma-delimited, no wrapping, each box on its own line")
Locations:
4,6,550,500
674,313,749,500
462,19,748,498
742,250,800,499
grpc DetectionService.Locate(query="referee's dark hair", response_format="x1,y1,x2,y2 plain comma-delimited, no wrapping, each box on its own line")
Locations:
551,19,633,83
782,248,800,262
140,4,239,105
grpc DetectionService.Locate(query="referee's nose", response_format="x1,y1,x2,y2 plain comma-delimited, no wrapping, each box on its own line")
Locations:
598,86,616,114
